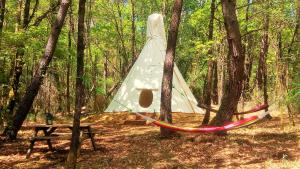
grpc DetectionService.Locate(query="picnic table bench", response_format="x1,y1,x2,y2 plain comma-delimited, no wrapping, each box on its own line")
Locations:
25,123,98,159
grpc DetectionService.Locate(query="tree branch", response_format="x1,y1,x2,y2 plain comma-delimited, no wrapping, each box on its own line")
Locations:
28,0,39,26
31,1,59,27
242,28,263,37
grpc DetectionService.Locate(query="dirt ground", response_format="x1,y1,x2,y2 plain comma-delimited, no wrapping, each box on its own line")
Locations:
0,112,300,169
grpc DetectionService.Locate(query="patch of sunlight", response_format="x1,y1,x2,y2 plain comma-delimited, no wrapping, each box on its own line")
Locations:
265,159,300,169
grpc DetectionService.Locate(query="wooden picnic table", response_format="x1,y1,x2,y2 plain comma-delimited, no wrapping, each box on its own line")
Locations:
25,123,97,159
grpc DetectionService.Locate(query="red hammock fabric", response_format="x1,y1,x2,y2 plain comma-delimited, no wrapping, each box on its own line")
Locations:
135,104,269,133
198,103,268,115
234,104,268,115
150,115,259,133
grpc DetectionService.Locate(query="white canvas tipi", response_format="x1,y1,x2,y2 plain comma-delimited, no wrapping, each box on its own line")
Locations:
105,13,204,114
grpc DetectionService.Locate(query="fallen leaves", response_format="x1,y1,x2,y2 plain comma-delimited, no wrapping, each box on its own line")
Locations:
0,112,299,168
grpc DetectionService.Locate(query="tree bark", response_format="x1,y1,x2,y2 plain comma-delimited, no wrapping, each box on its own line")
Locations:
256,1,271,118
66,0,85,168
67,30,71,114
211,61,218,104
130,0,136,61
23,0,31,28
0,0,5,34
202,0,215,125
256,14,269,91
104,52,108,95
3,46,25,131
28,0,39,25
3,0,70,140
66,1,73,115
15,0,22,32
210,0,245,132
2,0,27,134
160,0,183,137
287,1,299,54
242,0,253,101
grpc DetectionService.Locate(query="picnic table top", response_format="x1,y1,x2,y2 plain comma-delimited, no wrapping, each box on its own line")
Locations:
23,122,95,128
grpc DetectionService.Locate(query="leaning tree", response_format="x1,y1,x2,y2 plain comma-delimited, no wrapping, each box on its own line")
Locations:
4,0,71,140
211,0,245,131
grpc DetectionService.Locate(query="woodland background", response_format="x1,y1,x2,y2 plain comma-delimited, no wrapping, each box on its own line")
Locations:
0,0,299,126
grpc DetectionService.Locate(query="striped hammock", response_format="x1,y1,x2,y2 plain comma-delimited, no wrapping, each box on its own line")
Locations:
134,104,269,133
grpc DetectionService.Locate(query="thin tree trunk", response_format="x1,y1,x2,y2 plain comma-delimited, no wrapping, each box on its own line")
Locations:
0,0,6,34
2,0,26,133
210,0,245,132
256,1,271,118
93,53,99,111
66,1,73,115
242,0,253,101
50,66,63,112
116,2,128,78
104,53,108,95
287,1,299,54
280,1,300,126
23,0,31,28
130,0,136,61
66,0,85,168
4,0,42,132
67,29,71,114
28,0,39,25
160,0,183,137
3,0,70,140
277,32,295,125
3,47,25,130
15,0,22,32
211,61,218,104
202,0,215,125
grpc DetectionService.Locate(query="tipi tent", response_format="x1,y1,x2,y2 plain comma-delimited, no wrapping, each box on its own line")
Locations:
105,13,203,114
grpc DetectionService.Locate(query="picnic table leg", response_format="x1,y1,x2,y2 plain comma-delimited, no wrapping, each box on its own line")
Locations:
26,140,35,159
87,127,97,150
77,131,84,158
25,128,40,159
42,129,54,151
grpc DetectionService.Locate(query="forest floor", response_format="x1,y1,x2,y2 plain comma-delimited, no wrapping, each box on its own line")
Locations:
0,110,300,169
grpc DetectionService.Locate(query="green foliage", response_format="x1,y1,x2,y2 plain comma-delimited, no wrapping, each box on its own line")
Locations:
0,0,298,115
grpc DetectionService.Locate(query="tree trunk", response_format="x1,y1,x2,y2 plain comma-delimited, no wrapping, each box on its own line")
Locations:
23,0,31,28
50,66,63,112
15,0,22,32
66,0,85,168
3,47,25,131
0,0,5,34
242,0,253,101
66,1,74,115
202,0,215,125
2,0,27,134
211,61,218,104
67,29,71,114
288,1,299,54
104,53,108,95
210,0,245,131
130,0,136,61
277,32,294,125
160,0,183,137
256,2,271,118
3,0,70,140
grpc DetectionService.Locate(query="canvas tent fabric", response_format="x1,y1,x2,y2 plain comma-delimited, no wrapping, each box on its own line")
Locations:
105,13,204,114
